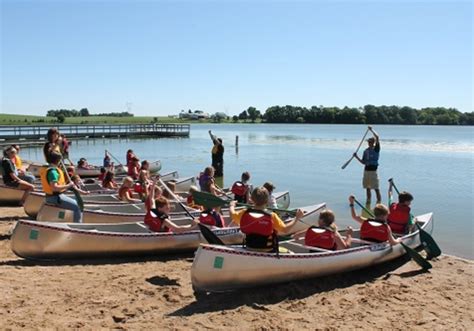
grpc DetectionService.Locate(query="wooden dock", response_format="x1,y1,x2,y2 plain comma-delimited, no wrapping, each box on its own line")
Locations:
0,123,190,147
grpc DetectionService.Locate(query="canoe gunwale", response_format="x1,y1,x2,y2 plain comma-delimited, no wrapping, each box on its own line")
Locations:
14,219,242,239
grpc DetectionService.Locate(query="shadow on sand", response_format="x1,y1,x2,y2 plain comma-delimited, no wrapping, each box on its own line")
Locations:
170,254,430,317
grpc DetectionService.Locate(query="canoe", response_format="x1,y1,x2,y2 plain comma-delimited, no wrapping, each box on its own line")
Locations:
35,191,292,224
191,212,434,293
27,160,162,178
10,203,325,260
36,200,201,223
0,185,30,206
22,172,188,218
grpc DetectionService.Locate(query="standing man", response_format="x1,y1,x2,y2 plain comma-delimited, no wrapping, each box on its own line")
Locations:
209,130,224,177
353,126,381,203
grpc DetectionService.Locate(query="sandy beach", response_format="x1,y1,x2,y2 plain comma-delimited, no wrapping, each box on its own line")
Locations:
0,206,472,330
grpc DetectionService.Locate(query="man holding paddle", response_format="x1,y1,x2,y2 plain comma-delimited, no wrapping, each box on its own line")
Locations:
353,126,381,203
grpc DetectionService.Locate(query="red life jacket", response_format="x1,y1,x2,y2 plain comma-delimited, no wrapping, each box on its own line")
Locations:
199,211,225,228
134,182,144,193
240,209,273,236
187,195,193,205
388,203,410,234
360,219,390,243
128,164,139,179
144,209,169,232
98,173,105,181
240,209,276,250
304,227,337,250
231,181,247,197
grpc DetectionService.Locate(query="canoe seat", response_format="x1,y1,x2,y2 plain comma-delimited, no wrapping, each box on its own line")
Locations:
351,238,380,245
282,241,331,253
136,223,152,233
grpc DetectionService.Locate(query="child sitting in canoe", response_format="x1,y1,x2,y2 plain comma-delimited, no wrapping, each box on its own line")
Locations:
134,169,150,200
263,182,278,209
145,179,199,233
304,210,353,250
349,195,400,245
387,179,414,234
77,158,93,170
118,177,141,203
198,166,225,196
70,175,90,195
231,171,252,204
229,186,304,252
102,170,118,190
127,157,140,180
199,209,226,228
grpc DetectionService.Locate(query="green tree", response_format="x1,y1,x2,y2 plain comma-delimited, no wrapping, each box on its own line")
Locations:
238,111,248,121
57,114,66,123
246,107,261,123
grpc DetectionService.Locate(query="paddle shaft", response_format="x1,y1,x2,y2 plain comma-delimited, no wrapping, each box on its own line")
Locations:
341,128,370,169
59,160,84,211
158,178,195,219
105,149,125,168
353,197,375,218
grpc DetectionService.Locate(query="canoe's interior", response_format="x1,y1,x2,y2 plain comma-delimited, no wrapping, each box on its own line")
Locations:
63,217,196,233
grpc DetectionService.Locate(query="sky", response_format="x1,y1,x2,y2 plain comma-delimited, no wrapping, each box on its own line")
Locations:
1,0,472,116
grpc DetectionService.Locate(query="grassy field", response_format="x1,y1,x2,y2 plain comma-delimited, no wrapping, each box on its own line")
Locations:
0,114,199,125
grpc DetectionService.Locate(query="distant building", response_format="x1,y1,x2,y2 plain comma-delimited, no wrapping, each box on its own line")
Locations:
178,110,210,120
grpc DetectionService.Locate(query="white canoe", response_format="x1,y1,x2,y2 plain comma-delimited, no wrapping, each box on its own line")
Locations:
191,213,434,293
0,185,30,206
10,220,243,260
22,172,188,218
36,201,201,223
35,191,293,224
27,160,161,178
10,203,325,260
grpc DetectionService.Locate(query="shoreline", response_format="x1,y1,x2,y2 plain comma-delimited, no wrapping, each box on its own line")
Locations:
0,207,473,329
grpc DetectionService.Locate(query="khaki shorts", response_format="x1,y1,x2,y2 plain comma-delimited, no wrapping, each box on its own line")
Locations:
363,170,379,189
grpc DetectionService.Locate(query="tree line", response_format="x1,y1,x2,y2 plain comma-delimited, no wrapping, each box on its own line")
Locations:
235,105,473,125
46,109,134,118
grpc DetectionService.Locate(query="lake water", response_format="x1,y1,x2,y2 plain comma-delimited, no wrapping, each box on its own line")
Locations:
21,124,473,259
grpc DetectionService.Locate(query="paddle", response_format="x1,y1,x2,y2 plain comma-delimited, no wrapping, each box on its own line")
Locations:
389,178,441,259
193,190,297,216
400,242,432,270
105,149,126,171
416,223,441,259
388,178,400,195
158,178,224,245
341,127,370,169
353,197,432,270
60,161,84,212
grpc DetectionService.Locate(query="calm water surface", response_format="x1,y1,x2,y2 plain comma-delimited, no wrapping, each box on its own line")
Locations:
22,124,473,259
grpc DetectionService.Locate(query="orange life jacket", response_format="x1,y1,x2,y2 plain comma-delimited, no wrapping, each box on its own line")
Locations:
304,227,337,250
360,219,390,243
388,203,410,234
199,211,224,228
40,166,66,196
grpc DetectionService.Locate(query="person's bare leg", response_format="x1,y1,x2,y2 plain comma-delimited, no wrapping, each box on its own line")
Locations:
366,188,371,202
375,189,381,204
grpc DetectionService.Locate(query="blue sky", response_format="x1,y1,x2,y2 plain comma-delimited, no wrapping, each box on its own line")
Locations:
1,0,472,116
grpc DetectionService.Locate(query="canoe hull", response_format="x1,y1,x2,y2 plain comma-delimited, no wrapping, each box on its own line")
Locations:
11,220,244,260
191,213,434,292
0,185,28,206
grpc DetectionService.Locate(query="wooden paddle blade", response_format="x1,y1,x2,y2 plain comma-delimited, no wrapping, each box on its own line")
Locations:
192,191,228,209
400,242,432,270
198,223,225,245
416,223,442,259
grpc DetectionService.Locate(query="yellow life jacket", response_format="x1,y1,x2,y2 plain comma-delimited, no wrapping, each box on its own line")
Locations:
40,166,66,195
13,155,22,170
